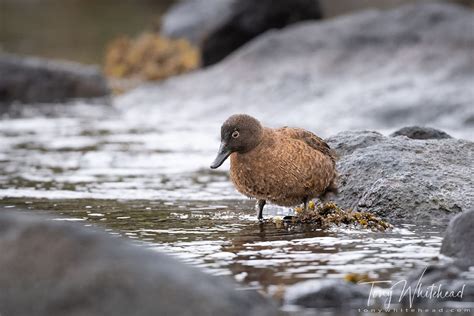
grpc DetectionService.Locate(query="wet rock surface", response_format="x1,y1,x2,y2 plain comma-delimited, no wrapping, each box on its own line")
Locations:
161,0,322,65
390,126,452,140
0,211,277,316
0,54,109,104
326,131,473,225
440,210,474,266
135,2,474,141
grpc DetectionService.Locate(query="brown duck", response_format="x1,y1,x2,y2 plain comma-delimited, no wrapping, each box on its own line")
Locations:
210,114,337,220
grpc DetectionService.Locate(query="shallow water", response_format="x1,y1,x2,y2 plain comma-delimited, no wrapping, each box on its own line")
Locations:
0,198,442,292
0,102,447,314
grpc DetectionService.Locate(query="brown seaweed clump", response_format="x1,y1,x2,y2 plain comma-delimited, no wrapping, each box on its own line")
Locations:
104,32,200,83
286,201,391,231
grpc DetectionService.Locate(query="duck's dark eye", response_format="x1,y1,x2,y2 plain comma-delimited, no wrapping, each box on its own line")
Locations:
232,131,240,138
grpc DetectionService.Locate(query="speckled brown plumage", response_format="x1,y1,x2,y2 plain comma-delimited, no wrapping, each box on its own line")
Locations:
210,114,337,219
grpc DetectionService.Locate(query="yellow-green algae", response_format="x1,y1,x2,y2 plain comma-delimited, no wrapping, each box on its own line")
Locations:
273,201,391,231
104,32,200,86
344,272,374,284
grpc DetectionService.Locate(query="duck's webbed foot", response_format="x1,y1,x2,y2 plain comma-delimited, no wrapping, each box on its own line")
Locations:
257,199,266,221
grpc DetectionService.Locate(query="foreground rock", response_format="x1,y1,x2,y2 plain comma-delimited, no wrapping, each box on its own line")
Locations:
394,212,474,309
284,279,375,309
124,3,474,141
440,210,474,266
326,130,473,224
399,264,474,309
161,0,322,65
0,54,109,104
284,263,474,311
0,212,277,316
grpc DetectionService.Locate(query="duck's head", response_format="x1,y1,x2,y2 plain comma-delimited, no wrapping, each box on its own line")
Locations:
210,114,263,169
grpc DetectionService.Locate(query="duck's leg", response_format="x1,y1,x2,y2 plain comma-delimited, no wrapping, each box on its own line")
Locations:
257,199,266,220
303,196,309,211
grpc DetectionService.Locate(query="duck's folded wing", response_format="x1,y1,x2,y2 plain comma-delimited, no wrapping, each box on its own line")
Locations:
276,127,337,164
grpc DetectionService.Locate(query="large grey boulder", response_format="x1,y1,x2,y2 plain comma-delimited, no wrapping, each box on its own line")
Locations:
326,130,473,224
124,2,474,141
0,212,277,316
161,0,322,66
0,54,109,104
441,210,474,266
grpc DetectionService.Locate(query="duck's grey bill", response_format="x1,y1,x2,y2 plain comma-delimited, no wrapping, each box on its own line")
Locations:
210,143,231,169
